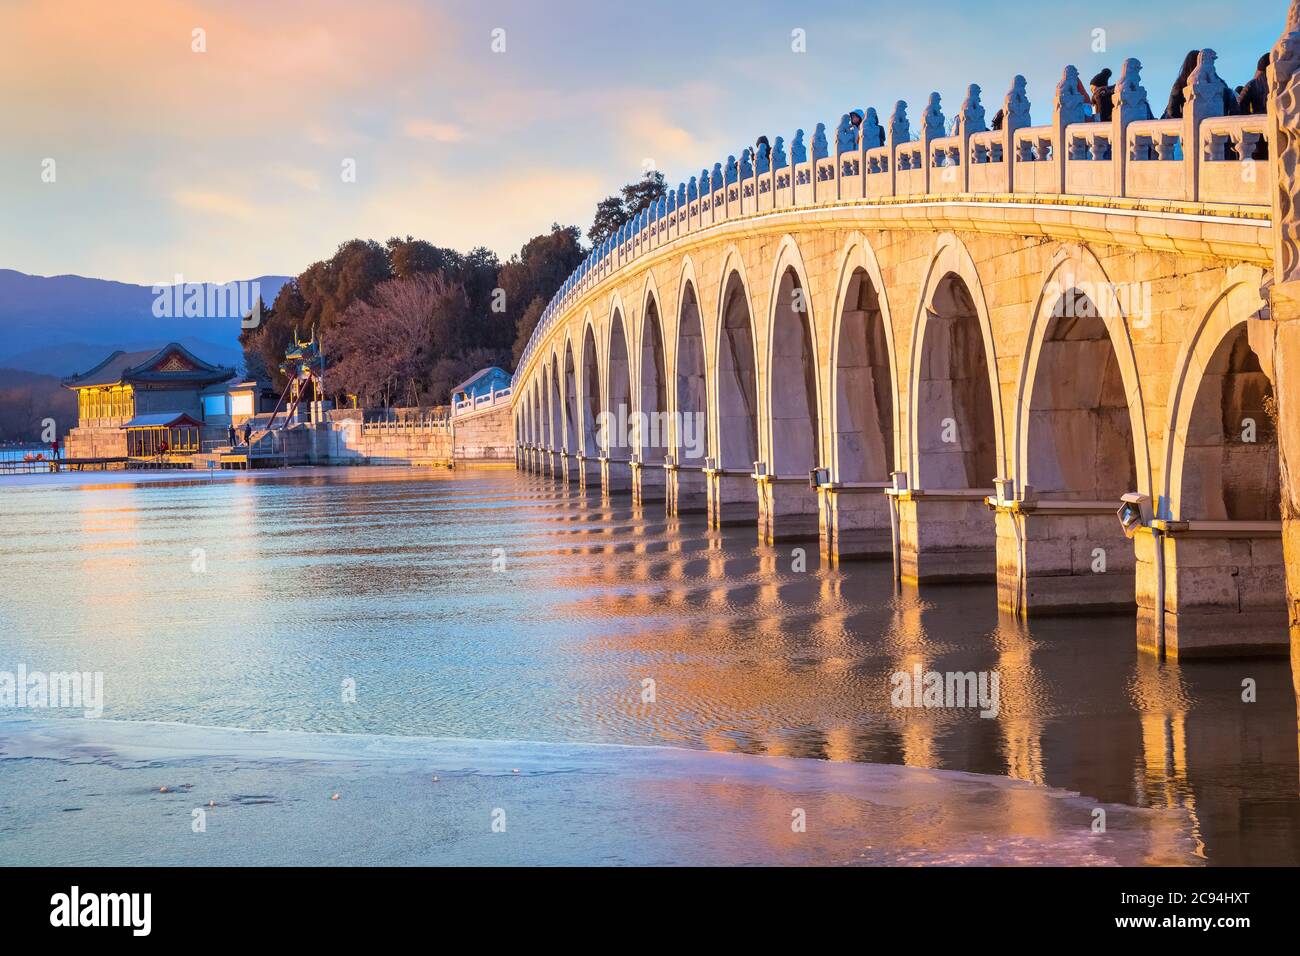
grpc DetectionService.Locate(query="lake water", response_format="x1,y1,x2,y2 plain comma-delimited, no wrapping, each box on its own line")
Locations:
1,466,1297,865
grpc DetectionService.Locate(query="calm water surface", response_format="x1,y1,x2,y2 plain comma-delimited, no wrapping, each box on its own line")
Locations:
1,467,1297,865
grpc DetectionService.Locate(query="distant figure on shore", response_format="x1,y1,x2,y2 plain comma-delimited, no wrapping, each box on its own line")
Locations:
1237,54,1271,115
227,424,236,448
242,421,252,447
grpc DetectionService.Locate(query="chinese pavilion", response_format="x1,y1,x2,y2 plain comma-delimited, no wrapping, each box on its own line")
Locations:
62,343,237,461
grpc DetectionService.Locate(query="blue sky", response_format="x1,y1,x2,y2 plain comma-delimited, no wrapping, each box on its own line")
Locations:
0,0,1288,284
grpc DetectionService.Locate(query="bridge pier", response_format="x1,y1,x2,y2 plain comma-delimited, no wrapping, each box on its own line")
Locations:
666,463,708,515
706,468,758,527
895,491,996,584
819,485,893,562
756,476,820,544
600,456,633,496
1135,525,1290,659
631,460,666,505
558,452,579,483
992,502,1136,616
542,449,559,478
574,454,601,492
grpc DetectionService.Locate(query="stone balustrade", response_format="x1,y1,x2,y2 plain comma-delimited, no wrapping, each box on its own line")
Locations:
515,51,1267,380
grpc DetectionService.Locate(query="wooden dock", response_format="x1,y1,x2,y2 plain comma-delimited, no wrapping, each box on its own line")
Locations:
0,456,128,475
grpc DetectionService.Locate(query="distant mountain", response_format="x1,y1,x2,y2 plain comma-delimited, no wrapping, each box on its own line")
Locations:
0,367,77,442
0,269,291,378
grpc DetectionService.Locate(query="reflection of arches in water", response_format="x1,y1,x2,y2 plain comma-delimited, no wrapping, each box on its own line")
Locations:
608,310,632,460
640,299,667,462
716,271,758,470
675,281,709,465
834,267,894,482
914,274,996,489
1179,324,1279,520
769,266,820,475
1024,291,1137,501
581,324,601,456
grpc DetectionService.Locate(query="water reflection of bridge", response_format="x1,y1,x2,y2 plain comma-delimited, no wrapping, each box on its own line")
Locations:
514,8,1300,668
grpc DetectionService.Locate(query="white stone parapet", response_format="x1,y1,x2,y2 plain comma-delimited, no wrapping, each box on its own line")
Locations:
514,51,1269,381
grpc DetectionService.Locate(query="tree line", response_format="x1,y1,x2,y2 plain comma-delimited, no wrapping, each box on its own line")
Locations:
239,171,667,409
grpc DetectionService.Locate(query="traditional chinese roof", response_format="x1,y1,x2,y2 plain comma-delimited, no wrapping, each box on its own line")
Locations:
62,343,235,389
451,366,510,398
123,412,203,429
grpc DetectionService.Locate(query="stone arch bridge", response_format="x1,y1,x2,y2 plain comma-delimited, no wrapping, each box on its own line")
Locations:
512,7,1300,662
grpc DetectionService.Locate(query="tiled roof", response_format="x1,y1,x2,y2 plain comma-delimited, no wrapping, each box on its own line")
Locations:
63,343,235,389
123,412,203,429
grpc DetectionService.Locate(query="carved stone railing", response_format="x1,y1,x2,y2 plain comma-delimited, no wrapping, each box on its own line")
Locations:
514,51,1272,382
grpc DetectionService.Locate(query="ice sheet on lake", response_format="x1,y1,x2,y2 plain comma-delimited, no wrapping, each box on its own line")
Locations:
0,717,1199,866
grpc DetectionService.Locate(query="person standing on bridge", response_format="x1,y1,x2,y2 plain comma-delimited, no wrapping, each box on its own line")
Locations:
1237,54,1271,115
1089,69,1114,121
1163,50,1201,118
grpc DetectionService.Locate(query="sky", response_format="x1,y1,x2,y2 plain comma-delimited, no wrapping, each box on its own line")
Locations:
0,0,1288,285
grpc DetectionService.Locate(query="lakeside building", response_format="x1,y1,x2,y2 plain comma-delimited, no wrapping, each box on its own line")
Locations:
451,366,512,416
62,343,273,462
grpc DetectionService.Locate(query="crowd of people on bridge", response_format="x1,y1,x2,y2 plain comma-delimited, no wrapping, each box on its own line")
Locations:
979,50,1270,132
1084,50,1270,122
741,49,1272,166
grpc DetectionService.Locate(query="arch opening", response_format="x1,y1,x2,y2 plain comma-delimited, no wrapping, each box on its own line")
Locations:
716,271,759,470
1025,292,1137,501
608,311,633,460
563,341,577,455
675,281,709,467
639,300,668,463
548,361,562,453
581,324,601,456
1181,323,1279,521
835,268,894,483
916,274,997,490
769,266,820,476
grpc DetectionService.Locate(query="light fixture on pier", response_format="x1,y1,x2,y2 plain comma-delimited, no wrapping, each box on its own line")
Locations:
1117,492,1150,538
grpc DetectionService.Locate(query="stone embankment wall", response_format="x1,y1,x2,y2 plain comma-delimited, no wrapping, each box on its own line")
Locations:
313,404,513,465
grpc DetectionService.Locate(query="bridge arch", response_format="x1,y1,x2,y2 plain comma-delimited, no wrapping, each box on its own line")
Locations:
561,335,577,455
522,378,532,445
639,275,669,464
537,363,548,449
1014,245,1150,502
713,247,760,471
606,296,633,460
543,361,555,451
1162,268,1275,521
764,234,822,477
828,232,900,484
579,315,602,456
547,351,562,453
673,257,710,467
907,233,1005,491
